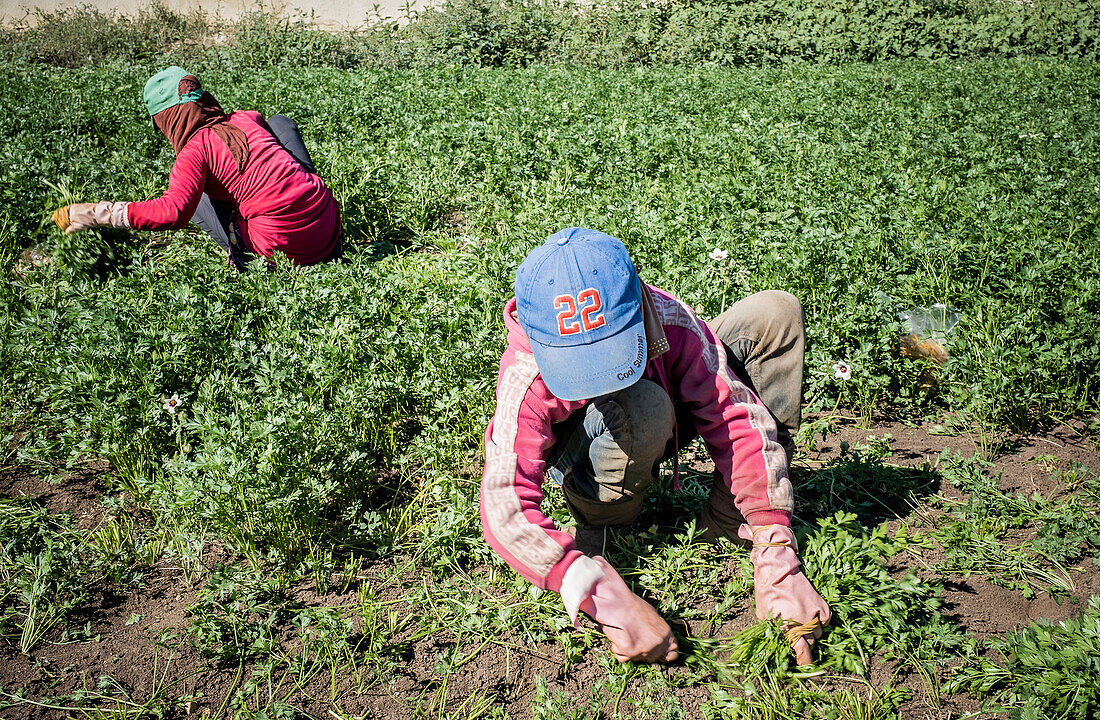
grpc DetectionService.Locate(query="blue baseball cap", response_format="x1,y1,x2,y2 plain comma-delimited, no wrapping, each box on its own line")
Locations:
515,227,647,401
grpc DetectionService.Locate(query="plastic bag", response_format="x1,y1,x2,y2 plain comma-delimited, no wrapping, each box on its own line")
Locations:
898,304,960,342
897,304,960,367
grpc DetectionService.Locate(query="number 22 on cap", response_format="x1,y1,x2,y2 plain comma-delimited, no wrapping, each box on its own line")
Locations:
555,289,606,335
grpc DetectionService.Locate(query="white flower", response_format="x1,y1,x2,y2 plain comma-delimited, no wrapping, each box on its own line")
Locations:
162,393,183,414
708,248,729,261
832,361,852,381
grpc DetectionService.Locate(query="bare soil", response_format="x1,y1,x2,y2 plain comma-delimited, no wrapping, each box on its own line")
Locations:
1,414,1098,719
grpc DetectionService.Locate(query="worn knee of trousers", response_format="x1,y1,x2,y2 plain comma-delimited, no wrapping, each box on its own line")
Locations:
564,380,674,526
710,290,805,443
756,290,804,342
717,291,803,366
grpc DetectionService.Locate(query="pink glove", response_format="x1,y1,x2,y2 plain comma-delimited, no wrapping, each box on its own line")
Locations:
739,524,831,665
573,556,679,664
57,201,130,235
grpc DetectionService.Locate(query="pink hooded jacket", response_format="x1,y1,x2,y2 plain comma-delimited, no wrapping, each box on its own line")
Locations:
480,284,794,601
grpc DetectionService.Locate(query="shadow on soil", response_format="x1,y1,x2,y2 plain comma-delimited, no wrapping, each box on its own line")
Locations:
794,452,941,526
633,448,942,539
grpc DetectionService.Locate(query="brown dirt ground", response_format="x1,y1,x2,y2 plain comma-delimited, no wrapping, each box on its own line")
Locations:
1,413,1098,720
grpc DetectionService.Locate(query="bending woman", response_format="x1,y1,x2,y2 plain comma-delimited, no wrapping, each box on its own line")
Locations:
53,67,342,269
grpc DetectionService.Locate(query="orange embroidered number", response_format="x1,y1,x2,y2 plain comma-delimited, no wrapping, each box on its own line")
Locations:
555,295,580,335
555,289,605,335
579,289,606,331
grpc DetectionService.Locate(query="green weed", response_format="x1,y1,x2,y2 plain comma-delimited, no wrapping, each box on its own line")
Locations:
0,1,209,67
796,435,939,525
5,0,1100,69
946,597,1100,719
0,498,91,652
4,61,1100,442
931,452,1099,597
705,674,911,719
803,513,963,675
186,564,289,664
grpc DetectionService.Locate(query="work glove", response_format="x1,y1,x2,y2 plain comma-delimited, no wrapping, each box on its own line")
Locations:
51,202,130,235
739,523,831,666
563,555,679,664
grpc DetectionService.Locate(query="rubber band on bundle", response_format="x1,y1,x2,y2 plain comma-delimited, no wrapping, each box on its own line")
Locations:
783,617,823,645
751,524,793,548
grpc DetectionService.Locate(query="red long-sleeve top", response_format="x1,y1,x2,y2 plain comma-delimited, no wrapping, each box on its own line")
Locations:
127,111,340,265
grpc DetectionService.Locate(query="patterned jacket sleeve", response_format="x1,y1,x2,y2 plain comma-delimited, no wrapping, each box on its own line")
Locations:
479,349,587,592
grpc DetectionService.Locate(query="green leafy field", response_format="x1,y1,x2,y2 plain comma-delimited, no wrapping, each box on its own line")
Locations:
5,59,1100,433
1,33,1100,720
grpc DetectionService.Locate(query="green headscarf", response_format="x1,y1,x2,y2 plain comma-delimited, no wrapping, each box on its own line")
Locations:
143,66,203,117
143,68,251,173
